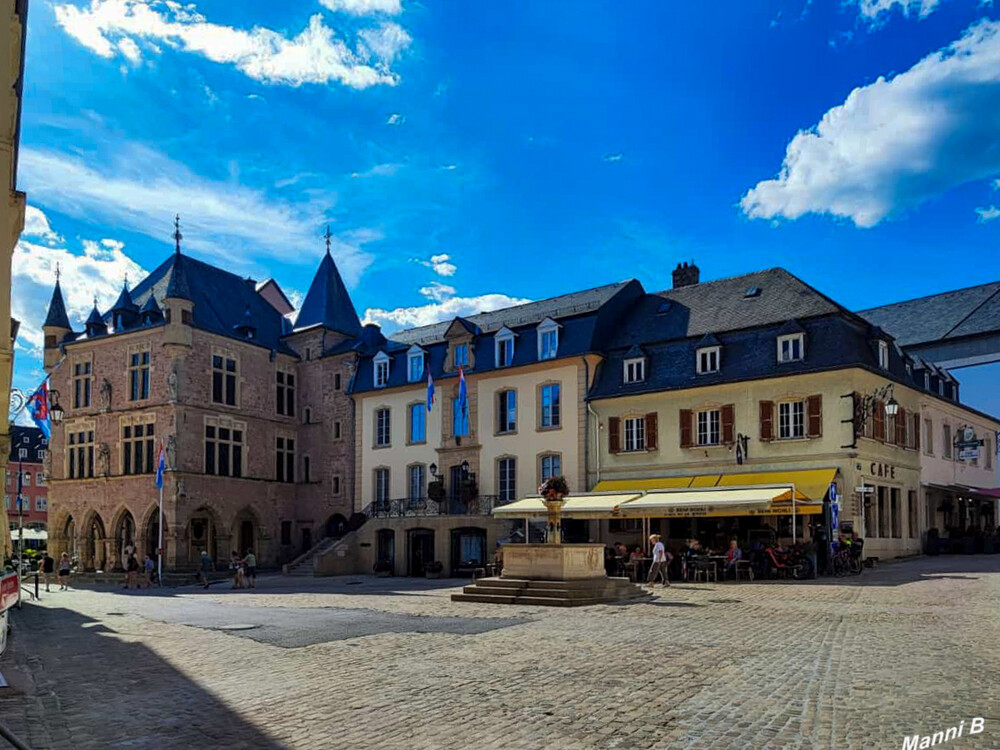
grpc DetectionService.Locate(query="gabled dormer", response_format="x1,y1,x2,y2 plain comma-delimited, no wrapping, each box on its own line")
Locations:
407,344,425,383
110,282,139,333
622,344,647,384
443,316,478,372
776,319,806,363
139,294,164,326
85,304,108,339
233,305,257,340
695,333,721,375
374,350,390,388
494,326,516,368
537,317,560,360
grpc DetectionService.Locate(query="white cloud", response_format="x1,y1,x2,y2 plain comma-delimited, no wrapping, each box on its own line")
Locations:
603,152,623,163
741,20,1000,228
418,282,455,302
117,36,141,63
363,293,532,332
12,235,147,357
350,162,402,178
53,1,411,89
386,112,405,125
852,0,941,22
412,253,456,277
19,145,373,284
320,0,402,15
22,205,62,245
976,205,1000,222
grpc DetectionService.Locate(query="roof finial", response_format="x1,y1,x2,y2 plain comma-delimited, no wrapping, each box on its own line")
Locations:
123,273,129,290
93,293,98,308
324,225,332,256
173,213,183,254
55,262,61,284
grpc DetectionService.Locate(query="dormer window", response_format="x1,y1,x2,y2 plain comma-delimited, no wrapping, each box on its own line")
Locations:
537,318,559,361
407,346,424,383
777,333,804,363
877,340,889,369
924,371,930,390
374,351,390,388
623,357,645,384
938,378,945,397
453,343,469,368
696,346,720,375
495,327,515,367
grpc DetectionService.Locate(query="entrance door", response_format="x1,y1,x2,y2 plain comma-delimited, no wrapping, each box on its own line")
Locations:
408,529,435,576
301,527,313,554
449,465,464,514
239,520,255,556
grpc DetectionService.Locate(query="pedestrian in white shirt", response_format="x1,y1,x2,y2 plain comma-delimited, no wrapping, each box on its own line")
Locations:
646,534,671,588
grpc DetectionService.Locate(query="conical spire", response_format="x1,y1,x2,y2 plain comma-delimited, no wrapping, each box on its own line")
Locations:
140,293,163,324
165,252,193,300
293,230,362,336
111,280,138,313
43,278,71,330
85,298,108,337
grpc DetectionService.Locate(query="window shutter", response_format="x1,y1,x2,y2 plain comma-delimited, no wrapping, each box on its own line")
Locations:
895,406,906,446
608,417,621,454
721,404,735,445
913,412,921,452
645,412,658,450
807,395,822,438
759,401,773,442
874,400,885,442
679,409,693,448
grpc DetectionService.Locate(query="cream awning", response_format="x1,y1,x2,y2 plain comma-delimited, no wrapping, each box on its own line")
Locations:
593,468,838,502
493,492,642,519
617,487,787,518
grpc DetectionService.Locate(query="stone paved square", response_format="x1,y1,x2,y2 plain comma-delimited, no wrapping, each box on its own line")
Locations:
1,556,998,750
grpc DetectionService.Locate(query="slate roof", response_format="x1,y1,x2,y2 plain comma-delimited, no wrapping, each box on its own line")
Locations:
43,280,71,329
389,281,635,346
9,425,47,463
65,252,296,355
293,251,362,337
859,281,1000,346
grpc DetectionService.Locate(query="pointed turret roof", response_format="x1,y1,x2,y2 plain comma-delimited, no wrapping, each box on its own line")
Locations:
86,304,104,326
43,280,71,329
165,252,193,300
111,282,138,313
293,249,362,337
140,294,161,315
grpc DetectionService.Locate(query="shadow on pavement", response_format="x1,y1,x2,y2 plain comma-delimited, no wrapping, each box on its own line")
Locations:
0,604,285,750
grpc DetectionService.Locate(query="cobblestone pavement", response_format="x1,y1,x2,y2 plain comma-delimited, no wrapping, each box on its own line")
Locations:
1,556,998,750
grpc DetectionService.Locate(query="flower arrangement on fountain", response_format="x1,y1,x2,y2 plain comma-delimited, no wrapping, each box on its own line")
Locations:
539,476,570,544
538,475,569,500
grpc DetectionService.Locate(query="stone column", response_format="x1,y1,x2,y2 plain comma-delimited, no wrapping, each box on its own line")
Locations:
216,533,232,570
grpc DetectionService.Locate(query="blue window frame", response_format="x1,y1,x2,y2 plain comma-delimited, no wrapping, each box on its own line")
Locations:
408,353,424,382
453,397,470,437
454,343,469,368
409,403,426,443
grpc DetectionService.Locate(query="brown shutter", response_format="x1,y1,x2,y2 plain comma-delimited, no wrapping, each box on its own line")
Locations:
759,401,773,442
679,409,693,448
874,400,885,442
913,412,921,452
721,404,735,445
645,412,658,450
895,406,906,446
608,417,621,454
807,395,822,438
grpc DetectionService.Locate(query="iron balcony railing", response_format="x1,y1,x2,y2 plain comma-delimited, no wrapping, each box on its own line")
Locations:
362,495,512,519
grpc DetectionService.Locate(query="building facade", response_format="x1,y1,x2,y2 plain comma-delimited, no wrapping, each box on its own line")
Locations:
5,425,48,530
1,0,29,560
44,240,360,572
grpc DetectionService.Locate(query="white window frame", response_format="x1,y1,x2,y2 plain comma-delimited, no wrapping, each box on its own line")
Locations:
778,400,805,440
537,318,559,361
407,346,424,383
498,457,517,503
623,358,645,384
877,340,889,369
374,467,390,506
777,333,805,363
696,346,720,375
375,407,391,447
540,453,561,483
374,351,390,388
495,327,515,368
623,416,646,452
696,409,721,446
408,464,426,503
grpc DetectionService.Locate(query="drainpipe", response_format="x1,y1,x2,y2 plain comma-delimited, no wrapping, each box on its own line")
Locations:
587,401,601,486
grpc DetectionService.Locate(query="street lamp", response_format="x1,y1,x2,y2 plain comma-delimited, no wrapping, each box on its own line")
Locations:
884,396,899,418
50,391,65,424
429,462,437,477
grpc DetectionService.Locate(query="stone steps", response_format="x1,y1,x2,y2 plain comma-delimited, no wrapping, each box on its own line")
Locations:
452,576,650,607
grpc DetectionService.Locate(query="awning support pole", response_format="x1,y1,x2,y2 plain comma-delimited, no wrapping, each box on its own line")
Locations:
792,484,797,543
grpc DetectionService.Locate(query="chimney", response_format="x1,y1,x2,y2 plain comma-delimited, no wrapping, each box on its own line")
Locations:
672,261,700,289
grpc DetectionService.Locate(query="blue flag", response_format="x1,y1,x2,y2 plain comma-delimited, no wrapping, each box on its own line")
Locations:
457,366,468,422
26,380,51,440
427,371,435,412
155,443,165,489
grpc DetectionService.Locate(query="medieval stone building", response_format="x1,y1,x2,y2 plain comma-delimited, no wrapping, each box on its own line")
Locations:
44,229,362,572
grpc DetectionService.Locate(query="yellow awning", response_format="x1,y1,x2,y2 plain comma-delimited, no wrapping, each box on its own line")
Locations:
493,493,642,519
594,468,837,502
618,487,784,518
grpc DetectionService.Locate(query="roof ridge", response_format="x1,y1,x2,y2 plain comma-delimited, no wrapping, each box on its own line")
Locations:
653,267,787,296
941,285,1000,340
859,280,1000,313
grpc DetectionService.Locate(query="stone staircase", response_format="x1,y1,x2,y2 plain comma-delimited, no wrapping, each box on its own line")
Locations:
282,536,341,577
452,576,651,607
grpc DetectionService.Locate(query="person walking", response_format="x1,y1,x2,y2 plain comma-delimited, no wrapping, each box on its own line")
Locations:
41,552,54,592
198,550,214,589
242,549,257,589
230,551,244,589
143,554,155,588
646,534,671,588
125,553,140,589
57,552,71,590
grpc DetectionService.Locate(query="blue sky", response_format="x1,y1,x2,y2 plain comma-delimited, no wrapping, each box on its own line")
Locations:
12,0,1000,420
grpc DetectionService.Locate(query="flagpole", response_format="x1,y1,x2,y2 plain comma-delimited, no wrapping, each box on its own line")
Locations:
16,482,23,609
157,483,163,587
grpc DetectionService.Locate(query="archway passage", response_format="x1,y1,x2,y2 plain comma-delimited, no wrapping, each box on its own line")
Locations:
85,513,106,572
238,519,255,557
325,513,348,539
188,508,217,565
145,509,161,569
63,515,77,562
114,510,137,571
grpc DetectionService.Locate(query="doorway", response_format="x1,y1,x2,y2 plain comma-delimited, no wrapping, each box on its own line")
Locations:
301,527,313,554
449,465,464,514
376,529,395,571
407,528,435,576
238,519,255,557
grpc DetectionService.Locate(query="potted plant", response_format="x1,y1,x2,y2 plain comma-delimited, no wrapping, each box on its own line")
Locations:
424,560,443,579
538,476,570,544
373,560,393,577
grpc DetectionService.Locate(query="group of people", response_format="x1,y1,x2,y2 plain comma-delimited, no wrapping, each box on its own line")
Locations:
227,549,258,589
36,552,73,591
120,543,157,589
608,536,747,585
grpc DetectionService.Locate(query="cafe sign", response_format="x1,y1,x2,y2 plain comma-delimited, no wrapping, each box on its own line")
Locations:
867,462,897,480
